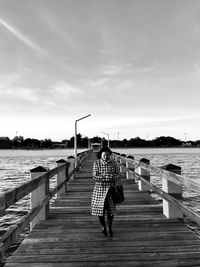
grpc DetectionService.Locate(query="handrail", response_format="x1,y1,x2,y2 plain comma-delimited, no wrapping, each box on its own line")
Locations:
138,174,200,225
0,148,93,256
139,161,200,192
0,164,66,216
0,174,68,256
113,152,200,226
114,153,200,191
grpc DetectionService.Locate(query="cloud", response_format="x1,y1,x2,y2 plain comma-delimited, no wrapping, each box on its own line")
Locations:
100,61,158,77
51,81,82,99
132,65,158,75
0,73,21,89
101,64,122,75
0,17,47,55
40,10,80,50
193,62,200,78
0,17,79,75
100,62,133,76
0,73,40,107
87,78,108,87
84,116,181,134
0,86,39,103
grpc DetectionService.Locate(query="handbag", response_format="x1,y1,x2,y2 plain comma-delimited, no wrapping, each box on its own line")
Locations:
111,185,124,204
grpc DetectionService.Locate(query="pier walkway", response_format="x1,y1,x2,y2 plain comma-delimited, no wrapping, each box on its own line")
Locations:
5,152,200,266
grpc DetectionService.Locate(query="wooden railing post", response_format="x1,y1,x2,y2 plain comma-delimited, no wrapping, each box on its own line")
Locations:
56,159,67,197
161,164,183,219
30,166,48,230
68,156,75,180
76,154,80,170
126,156,135,180
138,158,150,191
119,155,126,176
119,158,123,173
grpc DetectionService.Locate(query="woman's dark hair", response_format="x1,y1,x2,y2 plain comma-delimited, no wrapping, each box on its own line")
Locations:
97,147,112,159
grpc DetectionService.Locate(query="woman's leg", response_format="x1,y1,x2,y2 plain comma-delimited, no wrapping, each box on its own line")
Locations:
98,215,108,236
108,215,114,237
105,190,114,237
98,207,108,236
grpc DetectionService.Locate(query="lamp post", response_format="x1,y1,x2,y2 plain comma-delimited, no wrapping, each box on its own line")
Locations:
102,131,110,148
74,114,91,159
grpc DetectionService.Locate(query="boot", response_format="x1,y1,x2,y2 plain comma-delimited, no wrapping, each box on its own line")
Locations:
98,216,108,236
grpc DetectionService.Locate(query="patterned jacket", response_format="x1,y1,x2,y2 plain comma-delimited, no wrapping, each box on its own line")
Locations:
91,158,120,216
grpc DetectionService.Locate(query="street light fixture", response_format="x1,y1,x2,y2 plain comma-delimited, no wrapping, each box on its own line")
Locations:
101,131,110,148
74,114,91,159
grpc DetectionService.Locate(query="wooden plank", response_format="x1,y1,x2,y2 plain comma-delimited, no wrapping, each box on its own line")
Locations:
20,239,200,248
5,260,200,267
6,252,200,263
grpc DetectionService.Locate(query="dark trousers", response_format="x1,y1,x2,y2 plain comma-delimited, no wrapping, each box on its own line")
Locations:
99,189,114,229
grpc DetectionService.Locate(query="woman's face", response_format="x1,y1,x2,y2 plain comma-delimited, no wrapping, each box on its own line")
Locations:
101,151,110,161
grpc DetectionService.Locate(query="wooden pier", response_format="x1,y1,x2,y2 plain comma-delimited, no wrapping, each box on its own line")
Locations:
2,151,200,266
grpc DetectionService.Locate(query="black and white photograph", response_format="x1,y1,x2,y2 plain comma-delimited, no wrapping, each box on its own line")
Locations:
1,0,200,266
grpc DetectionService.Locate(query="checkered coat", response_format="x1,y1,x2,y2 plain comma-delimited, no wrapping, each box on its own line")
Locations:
91,159,120,216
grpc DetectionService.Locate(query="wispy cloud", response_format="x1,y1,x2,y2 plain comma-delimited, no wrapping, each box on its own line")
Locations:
101,64,122,75
0,73,39,104
51,81,82,98
0,73,22,89
100,62,158,77
87,78,108,87
3,87,39,102
0,17,47,55
40,10,80,50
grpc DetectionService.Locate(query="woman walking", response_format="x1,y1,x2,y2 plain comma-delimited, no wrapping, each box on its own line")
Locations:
91,147,120,237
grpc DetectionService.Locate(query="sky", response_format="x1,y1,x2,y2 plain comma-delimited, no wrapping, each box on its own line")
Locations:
1,0,200,142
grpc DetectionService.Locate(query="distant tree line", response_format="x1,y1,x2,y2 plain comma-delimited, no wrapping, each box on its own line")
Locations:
0,134,200,149
0,136,64,149
103,136,200,148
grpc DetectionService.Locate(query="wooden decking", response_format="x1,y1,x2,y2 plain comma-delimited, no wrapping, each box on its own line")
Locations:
5,152,200,266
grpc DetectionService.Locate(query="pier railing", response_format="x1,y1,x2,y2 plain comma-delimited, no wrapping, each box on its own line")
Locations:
113,152,200,225
0,149,92,257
